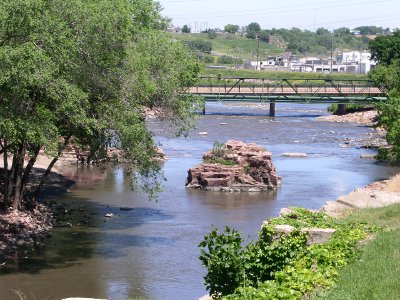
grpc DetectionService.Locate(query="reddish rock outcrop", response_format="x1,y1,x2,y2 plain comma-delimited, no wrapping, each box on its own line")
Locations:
186,140,281,192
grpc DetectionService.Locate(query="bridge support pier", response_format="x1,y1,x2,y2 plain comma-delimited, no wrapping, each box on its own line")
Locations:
202,107,206,115
337,104,346,115
269,102,276,117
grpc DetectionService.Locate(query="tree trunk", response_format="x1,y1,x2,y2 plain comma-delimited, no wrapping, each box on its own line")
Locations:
20,145,41,207
7,149,19,204
1,141,8,210
33,135,71,202
12,143,26,210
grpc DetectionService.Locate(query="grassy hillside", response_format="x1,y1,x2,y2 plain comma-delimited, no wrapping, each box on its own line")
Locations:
173,33,284,61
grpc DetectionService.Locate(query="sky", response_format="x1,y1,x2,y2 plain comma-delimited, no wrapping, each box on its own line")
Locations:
157,0,400,32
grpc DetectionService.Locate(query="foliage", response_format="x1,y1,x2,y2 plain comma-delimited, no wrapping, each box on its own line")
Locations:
203,141,238,166
375,94,400,161
369,31,400,161
369,30,400,65
199,207,374,299
327,104,371,114
224,24,240,34
199,226,246,298
246,22,261,39
217,55,243,65
185,39,213,54
263,27,369,55
312,204,400,300
353,26,391,36
207,29,217,40
182,24,191,33
0,0,202,210
267,207,337,229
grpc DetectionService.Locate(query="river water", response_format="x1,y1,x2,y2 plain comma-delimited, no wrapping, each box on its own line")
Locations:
0,103,399,300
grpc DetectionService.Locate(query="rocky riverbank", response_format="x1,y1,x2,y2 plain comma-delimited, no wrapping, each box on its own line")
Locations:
316,109,388,150
316,109,379,126
0,204,53,263
0,155,76,264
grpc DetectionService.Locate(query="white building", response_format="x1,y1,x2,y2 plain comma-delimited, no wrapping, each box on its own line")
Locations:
336,51,376,73
290,51,376,74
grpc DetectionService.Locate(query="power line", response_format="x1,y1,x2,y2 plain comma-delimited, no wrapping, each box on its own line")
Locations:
167,0,355,17
169,0,396,19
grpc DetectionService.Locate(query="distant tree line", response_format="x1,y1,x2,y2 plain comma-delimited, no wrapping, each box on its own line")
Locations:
219,22,392,55
240,23,387,54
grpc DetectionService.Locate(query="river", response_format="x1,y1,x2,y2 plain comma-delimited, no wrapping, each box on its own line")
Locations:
0,103,399,300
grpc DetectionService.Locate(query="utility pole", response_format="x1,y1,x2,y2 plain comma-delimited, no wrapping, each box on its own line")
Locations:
256,33,260,70
330,32,334,73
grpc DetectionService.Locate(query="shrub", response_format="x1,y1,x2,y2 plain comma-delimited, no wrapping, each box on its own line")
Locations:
203,141,238,165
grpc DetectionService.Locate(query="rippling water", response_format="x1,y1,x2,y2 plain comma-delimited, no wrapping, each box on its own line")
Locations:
0,103,398,300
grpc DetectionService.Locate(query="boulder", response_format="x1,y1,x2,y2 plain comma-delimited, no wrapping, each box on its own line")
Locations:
186,141,280,192
271,224,336,245
301,228,336,245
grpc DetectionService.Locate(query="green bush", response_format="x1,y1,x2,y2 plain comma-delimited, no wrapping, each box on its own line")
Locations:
327,104,372,114
217,55,243,65
185,39,213,53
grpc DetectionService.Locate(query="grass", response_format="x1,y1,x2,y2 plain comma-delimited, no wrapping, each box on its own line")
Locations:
312,204,400,300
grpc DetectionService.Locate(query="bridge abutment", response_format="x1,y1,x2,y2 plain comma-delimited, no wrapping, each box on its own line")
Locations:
337,104,346,115
269,102,276,117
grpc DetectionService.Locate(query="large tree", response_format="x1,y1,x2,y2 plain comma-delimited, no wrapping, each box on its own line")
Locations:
224,24,240,34
245,22,261,39
0,0,201,210
369,30,400,160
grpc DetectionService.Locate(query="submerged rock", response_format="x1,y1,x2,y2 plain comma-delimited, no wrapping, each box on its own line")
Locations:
186,140,281,192
281,152,308,158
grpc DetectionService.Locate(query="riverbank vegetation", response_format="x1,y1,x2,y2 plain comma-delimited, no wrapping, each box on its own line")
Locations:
0,0,201,211
369,30,400,161
200,203,400,299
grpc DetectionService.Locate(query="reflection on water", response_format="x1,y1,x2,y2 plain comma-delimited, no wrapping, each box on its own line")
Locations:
0,103,399,300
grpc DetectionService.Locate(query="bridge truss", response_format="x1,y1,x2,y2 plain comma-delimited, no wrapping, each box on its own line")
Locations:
188,77,387,104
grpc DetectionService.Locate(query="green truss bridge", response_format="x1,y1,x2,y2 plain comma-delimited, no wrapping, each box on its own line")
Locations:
187,76,387,116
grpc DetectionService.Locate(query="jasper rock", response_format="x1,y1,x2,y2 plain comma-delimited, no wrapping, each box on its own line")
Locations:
186,140,280,192
271,224,335,245
301,227,336,245
279,207,297,217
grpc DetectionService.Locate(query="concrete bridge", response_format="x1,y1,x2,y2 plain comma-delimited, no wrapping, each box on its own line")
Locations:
187,77,387,116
